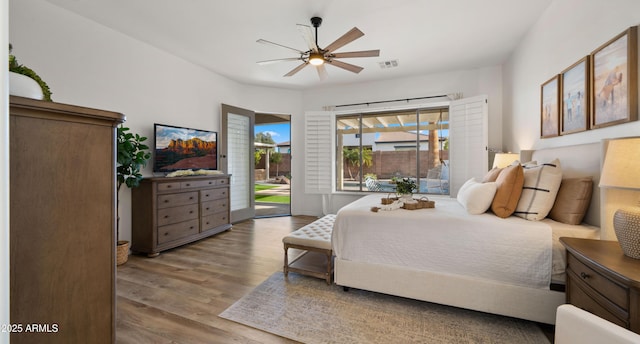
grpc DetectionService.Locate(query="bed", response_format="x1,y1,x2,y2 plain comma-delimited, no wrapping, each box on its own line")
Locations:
331,142,602,324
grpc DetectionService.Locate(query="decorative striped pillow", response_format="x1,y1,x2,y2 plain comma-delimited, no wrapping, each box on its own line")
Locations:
514,158,563,221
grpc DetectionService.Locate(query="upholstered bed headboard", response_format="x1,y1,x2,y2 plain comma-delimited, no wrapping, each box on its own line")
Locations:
520,142,601,227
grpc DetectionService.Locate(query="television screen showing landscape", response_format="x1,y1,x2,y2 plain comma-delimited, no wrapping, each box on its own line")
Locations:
154,123,217,172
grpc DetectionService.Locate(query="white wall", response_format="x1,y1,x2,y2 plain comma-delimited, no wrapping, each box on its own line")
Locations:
1,0,10,340
504,0,640,151
503,0,640,239
9,0,303,243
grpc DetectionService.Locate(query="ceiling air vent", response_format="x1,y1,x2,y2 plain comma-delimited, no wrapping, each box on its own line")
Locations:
379,60,399,69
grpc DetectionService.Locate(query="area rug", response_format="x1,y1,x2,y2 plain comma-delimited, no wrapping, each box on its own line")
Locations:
219,272,550,344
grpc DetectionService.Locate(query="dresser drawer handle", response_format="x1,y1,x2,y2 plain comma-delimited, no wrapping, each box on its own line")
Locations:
164,215,169,219
164,232,168,236
205,207,210,211
185,183,191,187
205,194,210,197
164,200,169,203
580,272,590,279
189,210,194,214
189,197,194,200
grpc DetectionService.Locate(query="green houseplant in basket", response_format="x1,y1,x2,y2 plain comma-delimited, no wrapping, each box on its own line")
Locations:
395,177,417,200
116,125,151,265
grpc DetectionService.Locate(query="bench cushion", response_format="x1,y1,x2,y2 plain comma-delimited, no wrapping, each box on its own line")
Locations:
283,214,335,250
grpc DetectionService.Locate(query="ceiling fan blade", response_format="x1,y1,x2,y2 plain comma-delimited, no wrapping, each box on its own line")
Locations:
297,24,319,53
257,57,302,65
328,59,364,74
256,39,305,54
331,50,380,58
316,64,329,81
284,62,309,77
324,27,364,53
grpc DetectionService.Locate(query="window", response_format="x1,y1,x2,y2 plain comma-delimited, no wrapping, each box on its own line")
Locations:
335,107,449,194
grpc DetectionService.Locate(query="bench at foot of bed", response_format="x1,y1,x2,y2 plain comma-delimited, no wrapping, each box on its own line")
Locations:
283,214,335,284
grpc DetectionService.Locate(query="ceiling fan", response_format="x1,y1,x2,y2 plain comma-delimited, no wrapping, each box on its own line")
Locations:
257,17,380,80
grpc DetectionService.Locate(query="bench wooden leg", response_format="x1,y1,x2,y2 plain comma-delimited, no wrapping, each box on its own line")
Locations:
282,242,333,284
325,251,332,285
283,244,289,277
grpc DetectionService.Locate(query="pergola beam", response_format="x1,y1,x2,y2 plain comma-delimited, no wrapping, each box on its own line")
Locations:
338,123,449,135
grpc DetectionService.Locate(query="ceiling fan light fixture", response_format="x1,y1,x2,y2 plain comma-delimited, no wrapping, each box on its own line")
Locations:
309,53,325,65
257,16,379,79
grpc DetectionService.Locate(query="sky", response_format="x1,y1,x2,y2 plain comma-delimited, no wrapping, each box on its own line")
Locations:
255,122,291,144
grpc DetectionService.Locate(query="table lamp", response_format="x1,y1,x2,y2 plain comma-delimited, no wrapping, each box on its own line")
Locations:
599,137,640,259
492,152,519,169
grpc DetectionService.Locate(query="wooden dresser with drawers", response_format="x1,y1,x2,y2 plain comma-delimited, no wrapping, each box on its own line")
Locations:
131,175,231,256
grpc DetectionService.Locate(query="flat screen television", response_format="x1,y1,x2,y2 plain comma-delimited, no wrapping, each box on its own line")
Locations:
153,123,218,173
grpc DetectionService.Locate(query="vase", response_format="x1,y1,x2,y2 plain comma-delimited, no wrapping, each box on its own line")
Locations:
9,71,44,100
399,193,413,202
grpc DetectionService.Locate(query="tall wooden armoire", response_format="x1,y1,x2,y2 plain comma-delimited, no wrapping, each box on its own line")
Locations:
9,96,125,343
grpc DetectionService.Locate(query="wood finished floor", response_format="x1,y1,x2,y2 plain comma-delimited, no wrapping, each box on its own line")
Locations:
116,215,317,344
116,215,554,343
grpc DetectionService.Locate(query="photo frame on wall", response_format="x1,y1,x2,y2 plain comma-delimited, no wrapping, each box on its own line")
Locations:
591,26,638,129
560,56,589,135
540,75,560,138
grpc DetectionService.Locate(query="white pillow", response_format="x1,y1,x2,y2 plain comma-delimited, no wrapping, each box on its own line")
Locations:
514,158,563,221
457,178,497,215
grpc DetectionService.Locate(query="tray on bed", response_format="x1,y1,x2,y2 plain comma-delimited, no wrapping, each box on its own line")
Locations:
377,195,435,210
402,197,435,210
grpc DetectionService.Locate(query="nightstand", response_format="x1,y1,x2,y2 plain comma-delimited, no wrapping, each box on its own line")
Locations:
560,237,640,334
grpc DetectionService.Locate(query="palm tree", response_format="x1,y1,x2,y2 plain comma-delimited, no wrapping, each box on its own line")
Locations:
343,147,373,180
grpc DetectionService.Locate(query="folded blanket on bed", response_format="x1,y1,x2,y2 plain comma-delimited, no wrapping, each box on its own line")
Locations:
332,194,553,289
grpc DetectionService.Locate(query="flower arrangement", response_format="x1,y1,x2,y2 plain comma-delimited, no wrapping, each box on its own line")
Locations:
395,177,417,195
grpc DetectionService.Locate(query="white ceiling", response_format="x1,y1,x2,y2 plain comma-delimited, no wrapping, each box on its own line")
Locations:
45,0,552,90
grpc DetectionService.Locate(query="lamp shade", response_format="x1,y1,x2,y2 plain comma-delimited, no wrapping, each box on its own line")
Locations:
492,153,519,169
599,138,640,190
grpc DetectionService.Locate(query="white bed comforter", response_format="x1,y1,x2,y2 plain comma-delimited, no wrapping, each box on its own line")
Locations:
332,194,553,289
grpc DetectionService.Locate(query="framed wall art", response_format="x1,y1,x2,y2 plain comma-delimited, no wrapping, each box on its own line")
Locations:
591,26,638,129
560,56,589,134
541,75,560,138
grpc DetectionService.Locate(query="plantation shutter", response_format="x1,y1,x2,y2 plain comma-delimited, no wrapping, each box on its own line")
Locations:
449,95,489,196
304,111,335,194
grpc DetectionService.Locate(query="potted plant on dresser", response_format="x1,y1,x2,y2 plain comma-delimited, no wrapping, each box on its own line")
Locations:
116,125,151,265
9,43,53,101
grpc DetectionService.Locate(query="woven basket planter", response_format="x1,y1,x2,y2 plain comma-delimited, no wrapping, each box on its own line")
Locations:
117,240,130,265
